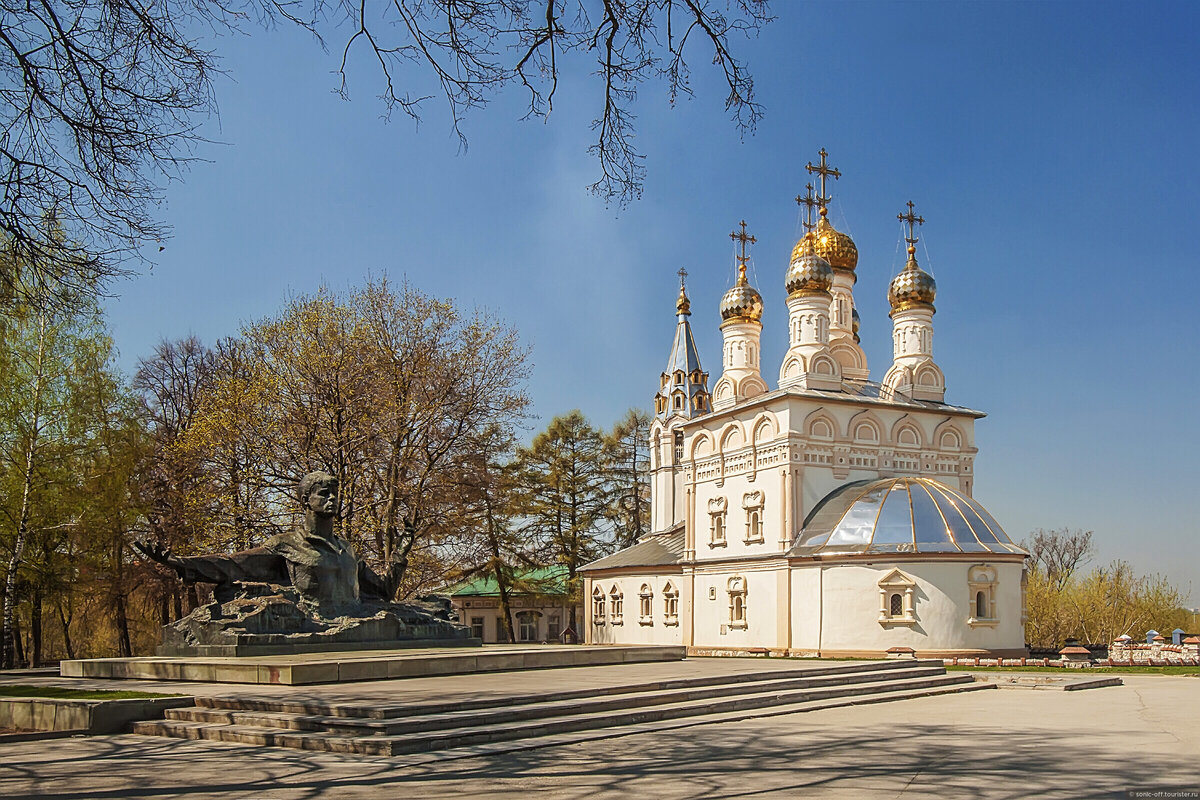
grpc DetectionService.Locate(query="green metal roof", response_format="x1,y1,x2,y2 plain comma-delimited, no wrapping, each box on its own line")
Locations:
449,566,570,597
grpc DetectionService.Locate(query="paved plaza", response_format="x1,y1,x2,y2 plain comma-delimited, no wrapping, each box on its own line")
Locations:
0,663,1197,799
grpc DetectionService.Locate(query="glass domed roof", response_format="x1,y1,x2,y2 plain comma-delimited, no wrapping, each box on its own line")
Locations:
792,477,1024,556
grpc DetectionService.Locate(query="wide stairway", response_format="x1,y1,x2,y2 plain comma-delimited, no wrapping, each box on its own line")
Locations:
131,659,991,757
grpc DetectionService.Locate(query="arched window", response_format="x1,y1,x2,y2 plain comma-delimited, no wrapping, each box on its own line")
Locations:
516,610,539,642
742,492,764,544
663,582,679,625
878,569,917,626
610,586,624,625
728,577,747,629
708,497,728,547
968,565,999,626
592,587,605,625
639,584,653,624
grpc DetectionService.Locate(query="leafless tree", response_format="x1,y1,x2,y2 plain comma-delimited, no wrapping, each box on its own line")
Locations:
1,1,771,308
1024,528,1095,589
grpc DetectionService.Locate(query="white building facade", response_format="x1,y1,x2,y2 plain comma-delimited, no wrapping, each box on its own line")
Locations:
581,161,1028,658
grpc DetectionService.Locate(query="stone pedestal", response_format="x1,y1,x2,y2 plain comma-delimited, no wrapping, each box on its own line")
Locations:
157,584,471,657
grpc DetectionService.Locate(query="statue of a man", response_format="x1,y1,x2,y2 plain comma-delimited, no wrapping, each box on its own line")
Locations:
136,472,395,609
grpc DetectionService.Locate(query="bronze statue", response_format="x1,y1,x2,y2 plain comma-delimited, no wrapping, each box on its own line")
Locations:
135,472,466,656
136,472,396,609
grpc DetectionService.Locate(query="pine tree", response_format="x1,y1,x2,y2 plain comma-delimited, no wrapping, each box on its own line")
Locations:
605,408,652,550
517,411,612,631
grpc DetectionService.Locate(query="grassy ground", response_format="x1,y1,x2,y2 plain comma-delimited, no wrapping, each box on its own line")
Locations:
0,685,183,699
945,665,1200,676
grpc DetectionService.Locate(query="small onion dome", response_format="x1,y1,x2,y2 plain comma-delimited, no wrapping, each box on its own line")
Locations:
888,246,937,313
813,211,858,272
676,283,691,315
785,233,833,297
852,307,861,343
720,266,764,324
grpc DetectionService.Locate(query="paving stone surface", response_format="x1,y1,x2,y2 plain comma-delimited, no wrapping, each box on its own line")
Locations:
0,670,1197,799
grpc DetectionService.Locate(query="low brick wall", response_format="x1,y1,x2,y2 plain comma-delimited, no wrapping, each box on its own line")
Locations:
940,653,1200,669
0,696,194,734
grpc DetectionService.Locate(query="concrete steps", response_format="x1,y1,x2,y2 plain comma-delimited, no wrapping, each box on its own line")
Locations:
131,660,992,757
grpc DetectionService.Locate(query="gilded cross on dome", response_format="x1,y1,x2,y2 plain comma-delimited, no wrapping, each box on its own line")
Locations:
898,200,925,248
795,182,819,233
675,266,691,315
729,220,756,282
806,148,841,214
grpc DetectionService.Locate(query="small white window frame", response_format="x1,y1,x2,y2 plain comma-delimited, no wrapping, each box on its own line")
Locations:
638,584,654,625
708,496,728,548
610,585,624,626
727,576,747,629
967,565,999,628
878,569,918,626
742,491,765,544
662,582,679,626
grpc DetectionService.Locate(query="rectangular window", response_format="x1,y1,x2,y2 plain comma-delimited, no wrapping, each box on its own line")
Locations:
518,614,538,642
470,616,485,640
547,615,561,640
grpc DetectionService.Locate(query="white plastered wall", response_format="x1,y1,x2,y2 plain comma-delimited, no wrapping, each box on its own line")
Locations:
689,563,786,649
789,559,1025,654
585,573,685,646
688,398,795,562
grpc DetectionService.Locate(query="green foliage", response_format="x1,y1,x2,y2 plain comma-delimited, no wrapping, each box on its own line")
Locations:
515,410,614,628
1025,558,1189,648
944,665,1200,676
605,409,652,550
0,282,148,665
161,278,531,597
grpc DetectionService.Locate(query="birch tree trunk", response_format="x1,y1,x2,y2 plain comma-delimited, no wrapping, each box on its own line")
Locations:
1,312,47,668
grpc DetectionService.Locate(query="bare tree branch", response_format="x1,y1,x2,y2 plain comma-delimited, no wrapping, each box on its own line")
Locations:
0,1,772,309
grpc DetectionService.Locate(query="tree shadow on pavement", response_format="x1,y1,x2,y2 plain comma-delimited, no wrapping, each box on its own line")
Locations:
0,718,1194,800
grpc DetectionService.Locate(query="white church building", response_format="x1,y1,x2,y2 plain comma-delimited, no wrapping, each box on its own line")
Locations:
580,152,1028,658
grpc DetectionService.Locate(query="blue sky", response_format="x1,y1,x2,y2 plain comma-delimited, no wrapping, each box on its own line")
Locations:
105,1,1199,602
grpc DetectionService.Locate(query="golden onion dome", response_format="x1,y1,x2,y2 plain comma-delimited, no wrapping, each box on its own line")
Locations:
813,211,858,272
785,233,833,297
888,246,937,313
676,282,691,315
720,265,764,324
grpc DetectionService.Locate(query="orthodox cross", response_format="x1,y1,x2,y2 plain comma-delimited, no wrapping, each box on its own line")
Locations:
806,148,841,211
898,200,925,247
795,182,819,232
729,220,756,280
677,266,688,290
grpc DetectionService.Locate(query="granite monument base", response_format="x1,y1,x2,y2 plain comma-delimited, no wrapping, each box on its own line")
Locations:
155,584,472,658
61,645,688,684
